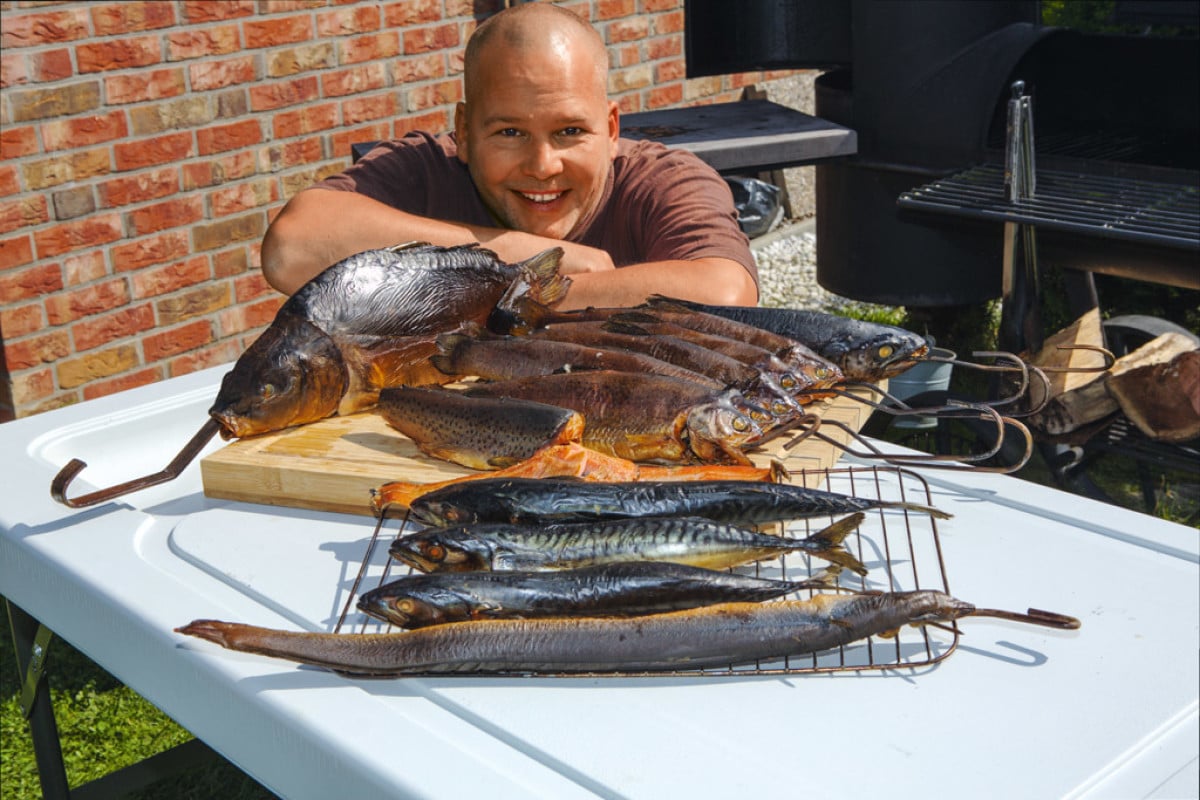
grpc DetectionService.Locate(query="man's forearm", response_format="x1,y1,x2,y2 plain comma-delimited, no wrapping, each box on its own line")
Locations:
558,257,758,310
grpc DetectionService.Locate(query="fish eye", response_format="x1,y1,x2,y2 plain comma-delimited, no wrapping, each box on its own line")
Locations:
771,401,791,416
261,383,275,399
422,543,446,562
815,367,832,380
396,599,416,615
732,415,749,432
878,345,894,359
779,374,796,389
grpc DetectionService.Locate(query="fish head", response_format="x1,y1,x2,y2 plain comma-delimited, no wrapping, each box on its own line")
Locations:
407,497,474,527
901,590,976,625
388,530,489,573
357,584,469,629
827,329,929,382
208,313,348,439
683,392,766,463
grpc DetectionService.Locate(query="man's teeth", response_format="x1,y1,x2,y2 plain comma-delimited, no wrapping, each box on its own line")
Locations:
523,192,561,202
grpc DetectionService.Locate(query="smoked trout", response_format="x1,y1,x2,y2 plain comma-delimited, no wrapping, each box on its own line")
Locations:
407,476,951,527
647,296,930,383
461,371,768,465
178,590,1032,675
388,513,868,575
377,386,583,470
356,562,839,628
209,243,569,438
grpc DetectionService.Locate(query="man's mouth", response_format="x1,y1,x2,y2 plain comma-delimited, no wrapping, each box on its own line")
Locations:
519,190,565,204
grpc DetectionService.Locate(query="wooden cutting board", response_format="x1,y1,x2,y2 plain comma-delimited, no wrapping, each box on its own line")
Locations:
200,384,881,516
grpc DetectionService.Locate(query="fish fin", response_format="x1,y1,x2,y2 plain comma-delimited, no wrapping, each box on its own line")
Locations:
644,296,695,314
608,310,660,325
520,247,571,307
881,501,953,520
385,241,434,253
601,319,651,336
487,455,521,468
768,460,790,483
799,513,869,576
876,627,901,639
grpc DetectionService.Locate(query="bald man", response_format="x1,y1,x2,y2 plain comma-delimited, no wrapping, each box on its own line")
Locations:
261,3,758,308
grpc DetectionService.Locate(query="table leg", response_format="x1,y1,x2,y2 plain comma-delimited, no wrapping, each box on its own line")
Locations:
6,599,71,799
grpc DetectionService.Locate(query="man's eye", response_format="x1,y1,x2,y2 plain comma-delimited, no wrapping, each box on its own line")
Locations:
560,127,584,137
498,128,521,137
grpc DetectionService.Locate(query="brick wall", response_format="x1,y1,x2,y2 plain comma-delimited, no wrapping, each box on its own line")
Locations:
0,0,793,422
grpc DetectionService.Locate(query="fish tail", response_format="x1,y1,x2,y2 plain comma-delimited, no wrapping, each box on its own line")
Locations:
798,512,869,576
521,247,571,307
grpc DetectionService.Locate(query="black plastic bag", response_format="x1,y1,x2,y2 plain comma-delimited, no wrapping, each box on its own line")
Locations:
725,176,783,238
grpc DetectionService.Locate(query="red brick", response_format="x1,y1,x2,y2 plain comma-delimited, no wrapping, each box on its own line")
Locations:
392,112,449,138
317,5,381,37
342,93,398,125
266,43,335,77
0,126,38,159
31,48,74,82
182,150,257,190
167,25,241,60
114,131,194,171
645,84,682,110
614,43,640,68
212,247,249,278
41,111,129,152
654,10,685,34
157,284,231,325
608,18,650,43
169,339,242,377
22,150,112,191
34,214,123,259
44,278,130,325
129,255,210,299
191,213,266,252
249,76,320,112
0,8,90,48
11,368,56,406
210,179,279,217
655,58,687,83
126,196,205,236
5,330,71,370
244,15,313,49
143,319,214,360
0,262,62,303
105,68,187,105
402,24,459,55
596,0,636,20
110,230,191,272
182,1,254,23
393,53,445,84
76,35,162,73
340,32,401,65
385,0,442,26
0,235,36,271
647,35,682,61
331,122,392,161
57,344,141,390
0,302,44,338
91,2,176,35
82,367,163,401
610,64,652,94
72,303,156,351
644,0,682,10
273,103,339,138
0,195,47,234
0,166,19,197
63,251,109,286
233,270,275,302
197,119,262,156
1,53,28,88
9,82,101,123
221,295,284,336
190,56,257,92
98,168,180,208
322,63,387,98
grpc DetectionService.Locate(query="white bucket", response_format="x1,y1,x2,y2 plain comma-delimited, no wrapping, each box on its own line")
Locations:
887,347,956,429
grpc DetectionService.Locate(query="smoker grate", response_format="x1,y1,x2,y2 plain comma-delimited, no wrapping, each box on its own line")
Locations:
898,163,1200,250
337,465,959,678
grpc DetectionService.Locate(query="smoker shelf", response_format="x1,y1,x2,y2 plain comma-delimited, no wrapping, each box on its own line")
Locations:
898,163,1200,251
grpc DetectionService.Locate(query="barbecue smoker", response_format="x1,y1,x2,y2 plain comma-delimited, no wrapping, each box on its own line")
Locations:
685,0,1200,311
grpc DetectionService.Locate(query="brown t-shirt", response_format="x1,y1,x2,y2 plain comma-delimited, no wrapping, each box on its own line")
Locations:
315,131,758,288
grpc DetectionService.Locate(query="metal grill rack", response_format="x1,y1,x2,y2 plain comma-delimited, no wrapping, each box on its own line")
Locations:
337,465,959,678
898,163,1200,251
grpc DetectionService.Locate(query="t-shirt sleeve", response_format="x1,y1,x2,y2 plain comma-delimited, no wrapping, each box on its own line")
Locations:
605,141,758,288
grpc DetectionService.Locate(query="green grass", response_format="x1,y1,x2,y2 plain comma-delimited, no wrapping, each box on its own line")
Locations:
0,603,276,799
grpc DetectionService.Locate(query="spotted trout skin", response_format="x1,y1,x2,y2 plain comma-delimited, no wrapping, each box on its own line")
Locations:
356,562,833,629
176,590,977,675
208,243,568,439
388,514,868,575
377,386,584,470
407,477,950,527
646,296,929,382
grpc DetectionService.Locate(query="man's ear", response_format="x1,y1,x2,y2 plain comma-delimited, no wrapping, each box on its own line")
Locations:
454,102,469,164
607,100,619,157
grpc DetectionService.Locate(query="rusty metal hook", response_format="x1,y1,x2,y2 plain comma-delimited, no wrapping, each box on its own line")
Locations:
50,417,222,508
965,606,1081,629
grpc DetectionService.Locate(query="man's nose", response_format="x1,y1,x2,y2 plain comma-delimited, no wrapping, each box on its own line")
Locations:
523,139,563,179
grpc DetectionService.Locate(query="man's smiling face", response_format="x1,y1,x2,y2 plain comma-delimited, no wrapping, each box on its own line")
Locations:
455,29,619,241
